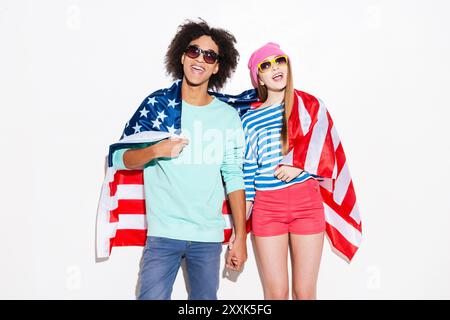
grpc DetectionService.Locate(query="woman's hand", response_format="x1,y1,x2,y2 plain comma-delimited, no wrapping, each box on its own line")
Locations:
274,165,303,183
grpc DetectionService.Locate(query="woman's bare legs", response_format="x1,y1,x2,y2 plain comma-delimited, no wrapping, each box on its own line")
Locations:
253,234,289,299
289,232,324,300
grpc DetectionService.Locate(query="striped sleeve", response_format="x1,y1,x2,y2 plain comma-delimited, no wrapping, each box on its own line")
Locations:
243,128,257,202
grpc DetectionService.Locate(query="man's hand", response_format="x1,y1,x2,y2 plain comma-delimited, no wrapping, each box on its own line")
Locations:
224,190,247,271
226,236,247,272
155,137,189,158
274,165,303,183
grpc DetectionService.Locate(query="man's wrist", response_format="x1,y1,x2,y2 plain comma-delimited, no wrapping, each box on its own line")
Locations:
147,144,160,159
233,233,247,241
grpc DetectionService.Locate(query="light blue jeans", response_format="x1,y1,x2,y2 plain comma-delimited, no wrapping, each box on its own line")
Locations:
138,236,222,300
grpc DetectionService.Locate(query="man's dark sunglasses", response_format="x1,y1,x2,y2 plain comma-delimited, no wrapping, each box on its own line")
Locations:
184,45,220,64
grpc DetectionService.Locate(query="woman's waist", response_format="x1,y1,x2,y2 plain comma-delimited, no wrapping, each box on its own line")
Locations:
254,172,313,190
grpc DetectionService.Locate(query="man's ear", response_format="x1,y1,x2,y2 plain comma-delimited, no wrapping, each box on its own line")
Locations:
212,63,219,75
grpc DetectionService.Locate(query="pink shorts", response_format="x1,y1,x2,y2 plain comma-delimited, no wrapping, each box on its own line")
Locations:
251,178,326,237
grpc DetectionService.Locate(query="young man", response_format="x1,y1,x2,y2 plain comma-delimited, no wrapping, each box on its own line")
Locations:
112,20,247,300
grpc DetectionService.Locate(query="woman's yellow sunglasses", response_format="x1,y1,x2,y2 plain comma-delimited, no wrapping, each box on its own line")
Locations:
257,55,289,73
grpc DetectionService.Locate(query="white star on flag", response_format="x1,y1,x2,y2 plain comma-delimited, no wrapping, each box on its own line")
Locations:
147,97,157,106
139,107,150,118
174,79,181,86
151,118,162,129
168,99,180,108
157,110,168,122
228,97,236,104
167,124,177,135
132,122,142,133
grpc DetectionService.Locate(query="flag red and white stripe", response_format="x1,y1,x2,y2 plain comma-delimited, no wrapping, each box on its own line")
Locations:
276,90,362,262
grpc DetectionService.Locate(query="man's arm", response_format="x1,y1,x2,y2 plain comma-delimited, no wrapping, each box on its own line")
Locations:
221,115,248,271
120,137,189,170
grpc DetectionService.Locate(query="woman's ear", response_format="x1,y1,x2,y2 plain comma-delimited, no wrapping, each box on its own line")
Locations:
181,54,185,65
257,74,265,86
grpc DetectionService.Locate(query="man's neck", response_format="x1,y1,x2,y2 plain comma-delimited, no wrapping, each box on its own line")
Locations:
181,78,213,106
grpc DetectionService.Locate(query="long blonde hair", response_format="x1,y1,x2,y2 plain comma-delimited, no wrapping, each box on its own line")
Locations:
256,62,294,155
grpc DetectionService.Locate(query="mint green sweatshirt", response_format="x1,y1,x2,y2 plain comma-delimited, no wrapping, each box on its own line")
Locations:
112,97,245,242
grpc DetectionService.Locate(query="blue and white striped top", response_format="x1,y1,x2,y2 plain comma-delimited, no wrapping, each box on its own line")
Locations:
242,103,313,201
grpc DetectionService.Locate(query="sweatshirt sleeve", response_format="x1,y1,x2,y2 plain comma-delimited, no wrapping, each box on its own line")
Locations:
112,148,131,170
220,113,245,195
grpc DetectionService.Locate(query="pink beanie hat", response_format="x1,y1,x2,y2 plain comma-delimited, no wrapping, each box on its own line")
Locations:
247,42,288,88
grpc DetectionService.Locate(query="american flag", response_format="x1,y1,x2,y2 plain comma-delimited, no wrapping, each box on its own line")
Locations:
276,90,362,262
96,80,256,259
96,81,362,262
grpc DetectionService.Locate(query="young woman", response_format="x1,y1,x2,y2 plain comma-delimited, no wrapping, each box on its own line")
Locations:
242,43,326,300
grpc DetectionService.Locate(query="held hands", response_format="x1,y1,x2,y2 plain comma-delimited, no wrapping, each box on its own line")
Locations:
154,137,189,158
226,233,247,272
274,165,304,183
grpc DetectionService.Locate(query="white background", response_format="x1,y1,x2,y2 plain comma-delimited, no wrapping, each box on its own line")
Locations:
1,0,449,299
